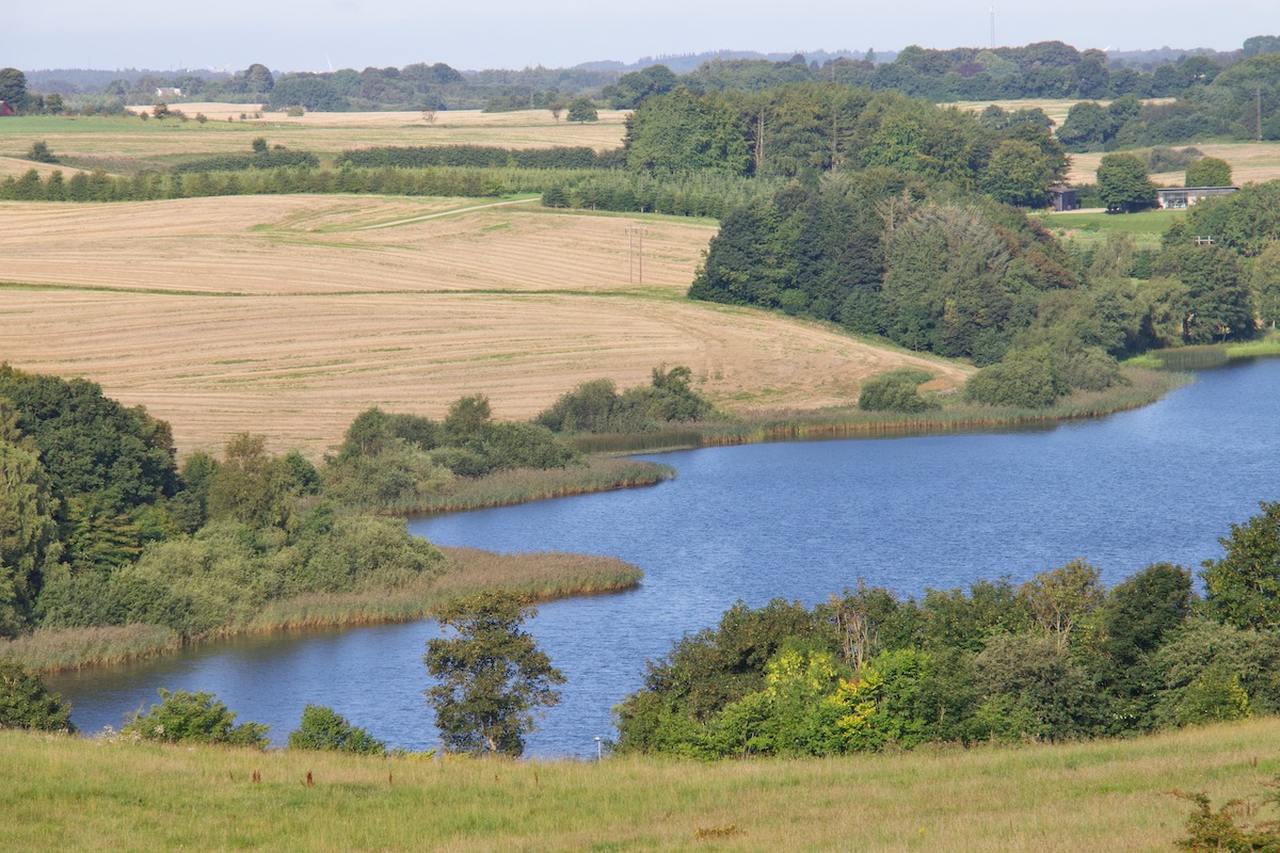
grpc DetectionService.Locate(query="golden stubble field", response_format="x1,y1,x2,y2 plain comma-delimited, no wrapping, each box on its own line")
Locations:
0,195,968,456
1068,141,1280,185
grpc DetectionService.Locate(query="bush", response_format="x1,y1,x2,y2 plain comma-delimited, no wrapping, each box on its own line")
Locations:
1147,146,1202,173
0,661,74,732
26,141,56,164
858,369,938,413
964,348,1069,408
288,704,385,754
122,689,268,747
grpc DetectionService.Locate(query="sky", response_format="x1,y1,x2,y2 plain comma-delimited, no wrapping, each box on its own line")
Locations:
4,0,1277,71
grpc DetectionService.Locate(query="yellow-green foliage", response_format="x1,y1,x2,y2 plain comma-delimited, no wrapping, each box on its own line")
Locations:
2,718,1280,849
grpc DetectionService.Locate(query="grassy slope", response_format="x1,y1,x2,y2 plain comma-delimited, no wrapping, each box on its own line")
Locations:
1033,208,1183,249
4,718,1279,850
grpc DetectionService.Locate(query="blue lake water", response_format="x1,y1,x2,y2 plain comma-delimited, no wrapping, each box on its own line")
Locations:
51,359,1280,757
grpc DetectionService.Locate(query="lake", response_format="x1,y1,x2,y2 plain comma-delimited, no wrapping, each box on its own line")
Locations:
50,359,1280,757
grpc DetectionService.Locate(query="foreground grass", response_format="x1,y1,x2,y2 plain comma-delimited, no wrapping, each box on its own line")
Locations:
3,718,1278,850
0,547,641,673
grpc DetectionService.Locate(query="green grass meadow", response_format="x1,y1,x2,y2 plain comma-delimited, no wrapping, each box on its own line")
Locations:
3,717,1279,850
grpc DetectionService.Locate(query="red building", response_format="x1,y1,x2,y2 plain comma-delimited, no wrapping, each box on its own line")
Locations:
0,101,15,117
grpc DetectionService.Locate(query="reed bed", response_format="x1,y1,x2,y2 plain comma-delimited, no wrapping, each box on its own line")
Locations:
409,457,674,515
1,547,641,673
1125,335,1280,371
574,367,1187,453
0,624,182,673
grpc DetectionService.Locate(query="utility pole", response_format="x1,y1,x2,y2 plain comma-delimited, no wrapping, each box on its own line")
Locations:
625,224,646,284
989,6,996,49
755,110,765,175
1257,83,1264,142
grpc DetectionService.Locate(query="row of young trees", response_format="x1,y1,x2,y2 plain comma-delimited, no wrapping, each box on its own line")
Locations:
615,501,1280,757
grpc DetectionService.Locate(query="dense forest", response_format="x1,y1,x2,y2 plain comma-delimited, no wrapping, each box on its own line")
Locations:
691,175,1279,407
615,500,1280,756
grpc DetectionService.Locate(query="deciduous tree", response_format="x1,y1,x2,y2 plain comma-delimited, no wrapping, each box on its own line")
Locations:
425,591,564,756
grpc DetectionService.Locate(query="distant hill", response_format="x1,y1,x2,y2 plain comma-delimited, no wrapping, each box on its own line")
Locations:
575,48,896,74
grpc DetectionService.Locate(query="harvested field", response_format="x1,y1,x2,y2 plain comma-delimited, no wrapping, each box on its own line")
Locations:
0,110,628,173
946,97,1174,128
0,156,85,178
0,195,710,295
0,195,968,456
1068,141,1280,185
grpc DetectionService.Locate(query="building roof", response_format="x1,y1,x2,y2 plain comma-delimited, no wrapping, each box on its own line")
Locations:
1156,186,1238,193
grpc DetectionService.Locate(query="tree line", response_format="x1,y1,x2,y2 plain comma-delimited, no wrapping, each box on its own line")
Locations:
615,501,1280,757
1057,54,1280,150
691,174,1279,409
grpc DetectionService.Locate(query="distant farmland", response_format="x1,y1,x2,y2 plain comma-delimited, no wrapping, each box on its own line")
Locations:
0,109,629,174
0,196,968,455
1068,141,1280,186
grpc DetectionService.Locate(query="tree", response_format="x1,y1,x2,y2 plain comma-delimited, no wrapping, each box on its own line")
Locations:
1252,242,1280,329
1018,559,1104,648
974,633,1099,740
0,661,73,732
0,68,28,113
566,97,598,123
242,63,274,93
625,88,751,175
603,65,678,109
1185,156,1232,187
424,591,564,756
25,141,56,164
982,139,1056,207
1096,153,1155,212
0,431,60,636
251,137,268,154
288,704,385,754
1202,501,1280,630
549,103,563,122
1155,244,1253,342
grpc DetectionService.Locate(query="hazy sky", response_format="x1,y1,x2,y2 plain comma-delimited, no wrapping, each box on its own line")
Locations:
5,0,1277,71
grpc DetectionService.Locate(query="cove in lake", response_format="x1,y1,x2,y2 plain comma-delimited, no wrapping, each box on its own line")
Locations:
51,359,1280,758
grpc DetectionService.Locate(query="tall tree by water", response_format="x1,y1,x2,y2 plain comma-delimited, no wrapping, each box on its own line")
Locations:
425,591,564,756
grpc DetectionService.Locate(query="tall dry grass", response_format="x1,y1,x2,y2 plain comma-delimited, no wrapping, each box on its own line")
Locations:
0,624,181,673
409,457,674,514
3,717,1278,850
2,547,641,673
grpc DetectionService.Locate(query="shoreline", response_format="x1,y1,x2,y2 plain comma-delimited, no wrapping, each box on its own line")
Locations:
5,356,1265,676
1,548,642,674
